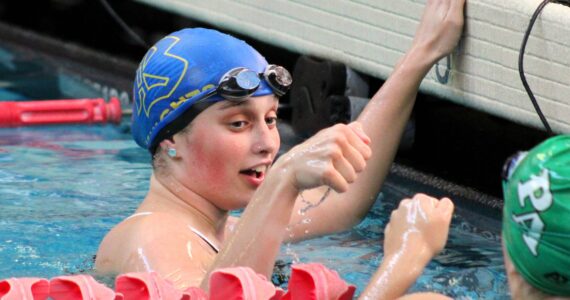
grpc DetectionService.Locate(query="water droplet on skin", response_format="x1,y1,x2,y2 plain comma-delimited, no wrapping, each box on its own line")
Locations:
285,243,300,263
304,230,309,234
302,218,311,224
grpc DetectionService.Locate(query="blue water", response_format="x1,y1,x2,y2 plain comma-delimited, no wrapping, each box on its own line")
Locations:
0,125,509,299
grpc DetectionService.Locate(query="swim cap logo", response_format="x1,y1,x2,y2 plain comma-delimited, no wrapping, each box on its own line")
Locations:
511,169,553,256
134,36,188,118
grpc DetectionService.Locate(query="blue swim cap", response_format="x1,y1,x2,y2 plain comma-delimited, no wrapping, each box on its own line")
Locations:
131,28,273,152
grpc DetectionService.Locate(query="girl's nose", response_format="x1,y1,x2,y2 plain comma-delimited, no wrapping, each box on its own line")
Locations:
252,124,278,155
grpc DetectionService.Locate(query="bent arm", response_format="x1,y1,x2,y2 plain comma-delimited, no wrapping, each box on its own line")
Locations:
287,53,436,239
324,49,436,224
288,0,465,238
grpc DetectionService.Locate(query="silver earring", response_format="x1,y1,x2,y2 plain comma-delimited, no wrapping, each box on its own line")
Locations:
167,148,177,158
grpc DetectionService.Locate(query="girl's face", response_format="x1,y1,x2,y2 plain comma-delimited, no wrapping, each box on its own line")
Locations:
174,94,281,211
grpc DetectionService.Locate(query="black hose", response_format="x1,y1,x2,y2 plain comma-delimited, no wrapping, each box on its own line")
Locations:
518,0,553,135
98,0,149,48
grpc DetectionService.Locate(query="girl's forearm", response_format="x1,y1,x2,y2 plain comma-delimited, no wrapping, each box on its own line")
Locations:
359,249,431,300
201,166,298,289
331,46,438,227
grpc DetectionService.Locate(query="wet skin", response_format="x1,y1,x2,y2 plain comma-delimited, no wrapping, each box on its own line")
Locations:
97,0,467,293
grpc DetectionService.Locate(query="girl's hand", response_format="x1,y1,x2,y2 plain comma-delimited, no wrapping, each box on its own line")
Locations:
384,194,454,265
411,0,466,63
274,121,372,193
357,195,454,300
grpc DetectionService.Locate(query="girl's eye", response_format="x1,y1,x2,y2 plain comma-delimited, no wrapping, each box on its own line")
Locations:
265,117,277,126
230,121,247,129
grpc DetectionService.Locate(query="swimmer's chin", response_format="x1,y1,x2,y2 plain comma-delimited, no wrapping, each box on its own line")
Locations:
217,192,255,211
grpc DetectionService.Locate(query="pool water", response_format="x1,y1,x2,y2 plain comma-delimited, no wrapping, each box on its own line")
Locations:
0,126,146,276
0,125,509,299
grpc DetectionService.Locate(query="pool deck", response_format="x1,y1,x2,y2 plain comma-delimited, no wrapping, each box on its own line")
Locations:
134,0,570,134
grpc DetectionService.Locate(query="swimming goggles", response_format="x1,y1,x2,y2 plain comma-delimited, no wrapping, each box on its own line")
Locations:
195,64,293,103
501,151,528,181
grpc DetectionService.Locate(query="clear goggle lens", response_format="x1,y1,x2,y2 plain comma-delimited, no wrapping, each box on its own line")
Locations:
197,64,292,103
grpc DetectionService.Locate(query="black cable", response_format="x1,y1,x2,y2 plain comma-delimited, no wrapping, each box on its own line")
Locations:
518,0,553,135
98,0,149,48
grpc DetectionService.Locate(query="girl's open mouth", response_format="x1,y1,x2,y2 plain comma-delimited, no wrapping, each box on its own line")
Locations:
239,165,267,186
239,165,266,179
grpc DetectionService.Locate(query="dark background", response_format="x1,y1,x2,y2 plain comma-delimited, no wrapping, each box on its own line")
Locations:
0,0,551,199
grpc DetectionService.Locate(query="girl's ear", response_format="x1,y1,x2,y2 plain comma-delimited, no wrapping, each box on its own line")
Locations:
160,137,176,149
158,137,176,156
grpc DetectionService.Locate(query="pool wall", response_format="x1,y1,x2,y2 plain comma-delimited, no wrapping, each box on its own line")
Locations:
134,0,570,133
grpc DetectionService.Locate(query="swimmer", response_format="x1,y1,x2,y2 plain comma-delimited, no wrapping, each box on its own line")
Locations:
95,0,466,291
501,135,570,299
378,135,570,299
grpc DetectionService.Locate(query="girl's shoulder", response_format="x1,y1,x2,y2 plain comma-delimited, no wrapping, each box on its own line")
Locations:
96,211,217,274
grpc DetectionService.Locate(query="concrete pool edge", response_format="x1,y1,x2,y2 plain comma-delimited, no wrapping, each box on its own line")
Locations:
134,0,570,134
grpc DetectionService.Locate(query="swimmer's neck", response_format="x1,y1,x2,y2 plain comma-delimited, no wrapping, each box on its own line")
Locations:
140,173,229,236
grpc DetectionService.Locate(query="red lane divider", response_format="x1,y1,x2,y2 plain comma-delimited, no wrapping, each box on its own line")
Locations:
0,263,355,300
0,97,123,127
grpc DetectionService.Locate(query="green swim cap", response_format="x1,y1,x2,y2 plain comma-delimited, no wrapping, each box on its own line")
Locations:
502,135,570,296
